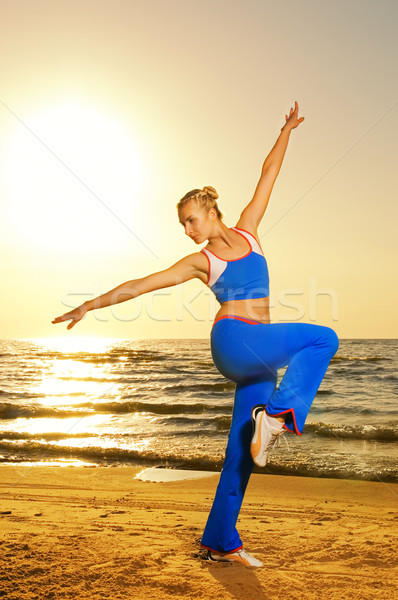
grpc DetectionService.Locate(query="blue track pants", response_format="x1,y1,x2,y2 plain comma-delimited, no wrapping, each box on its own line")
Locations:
201,315,339,553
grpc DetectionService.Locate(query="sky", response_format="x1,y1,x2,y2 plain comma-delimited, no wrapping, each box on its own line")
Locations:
0,0,397,340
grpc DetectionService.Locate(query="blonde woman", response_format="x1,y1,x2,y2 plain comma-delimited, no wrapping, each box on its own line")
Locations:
52,102,338,568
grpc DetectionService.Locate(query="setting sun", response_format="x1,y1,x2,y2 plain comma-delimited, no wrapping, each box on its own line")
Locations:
2,102,148,252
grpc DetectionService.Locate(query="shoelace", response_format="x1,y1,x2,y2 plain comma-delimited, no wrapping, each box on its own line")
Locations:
266,429,290,453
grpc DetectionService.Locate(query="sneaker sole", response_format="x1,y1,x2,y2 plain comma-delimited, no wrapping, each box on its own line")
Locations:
208,552,263,569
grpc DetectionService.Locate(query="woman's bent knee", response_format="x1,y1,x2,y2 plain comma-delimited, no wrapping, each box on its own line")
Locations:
324,327,339,356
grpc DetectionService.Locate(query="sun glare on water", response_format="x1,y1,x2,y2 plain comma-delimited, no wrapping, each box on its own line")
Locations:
29,337,123,405
34,336,121,354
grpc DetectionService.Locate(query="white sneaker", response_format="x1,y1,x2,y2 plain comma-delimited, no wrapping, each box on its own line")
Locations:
208,549,263,568
250,405,286,467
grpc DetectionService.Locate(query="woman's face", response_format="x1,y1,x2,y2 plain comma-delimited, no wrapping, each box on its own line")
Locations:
178,202,213,243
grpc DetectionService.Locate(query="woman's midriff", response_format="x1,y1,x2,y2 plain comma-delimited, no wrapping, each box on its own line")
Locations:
214,296,270,324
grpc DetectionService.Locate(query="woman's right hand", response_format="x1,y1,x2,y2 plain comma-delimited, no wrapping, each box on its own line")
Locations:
51,304,88,330
282,101,305,131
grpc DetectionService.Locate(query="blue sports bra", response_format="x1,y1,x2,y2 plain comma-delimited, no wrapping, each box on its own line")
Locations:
200,227,269,304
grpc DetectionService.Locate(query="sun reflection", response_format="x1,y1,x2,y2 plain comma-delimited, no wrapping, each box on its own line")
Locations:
1,337,160,466
33,336,121,353
12,415,108,436
27,337,124,406
55,435,151,453
36,359,117,406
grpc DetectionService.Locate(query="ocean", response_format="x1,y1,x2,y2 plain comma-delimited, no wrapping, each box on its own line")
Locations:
0,338,397,482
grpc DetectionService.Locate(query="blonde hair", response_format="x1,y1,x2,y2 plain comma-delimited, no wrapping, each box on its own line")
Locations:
176,186,223,220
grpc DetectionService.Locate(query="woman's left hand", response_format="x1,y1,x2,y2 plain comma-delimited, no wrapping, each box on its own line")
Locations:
282,101,305,131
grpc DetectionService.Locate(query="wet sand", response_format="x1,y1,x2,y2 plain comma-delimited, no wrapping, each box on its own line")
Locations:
0,465,397,599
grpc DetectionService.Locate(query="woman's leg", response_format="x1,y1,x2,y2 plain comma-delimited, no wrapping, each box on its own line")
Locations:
211,319,339,434
201,377,276,553
201,317,339,552
264,323,339,433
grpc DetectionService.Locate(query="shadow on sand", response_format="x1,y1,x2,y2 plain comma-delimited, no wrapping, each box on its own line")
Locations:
205,561,267,599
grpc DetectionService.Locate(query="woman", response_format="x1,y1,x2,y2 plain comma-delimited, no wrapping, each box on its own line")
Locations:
52,101,339,569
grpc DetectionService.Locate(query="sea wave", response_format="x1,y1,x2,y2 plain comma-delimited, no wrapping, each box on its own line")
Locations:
0,403,93,420
1,338,397,483
306,422,398,441
0,400,231,420
0,439,396,482
157,414,232,432
0,390,46,399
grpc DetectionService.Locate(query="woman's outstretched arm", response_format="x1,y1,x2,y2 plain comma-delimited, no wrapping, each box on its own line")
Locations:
237,101,304,233
51,253,202,330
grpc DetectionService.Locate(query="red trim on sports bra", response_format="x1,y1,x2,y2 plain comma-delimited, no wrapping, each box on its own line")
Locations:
233,227,264,253
202,228,252,262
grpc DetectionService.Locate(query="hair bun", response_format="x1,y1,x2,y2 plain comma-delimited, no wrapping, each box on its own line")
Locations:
202,186,218,200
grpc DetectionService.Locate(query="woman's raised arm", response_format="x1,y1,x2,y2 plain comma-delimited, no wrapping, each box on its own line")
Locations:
51,253,202,330
237,101,304,233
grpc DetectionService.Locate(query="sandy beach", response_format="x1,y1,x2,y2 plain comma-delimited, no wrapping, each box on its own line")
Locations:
0,465,397,600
